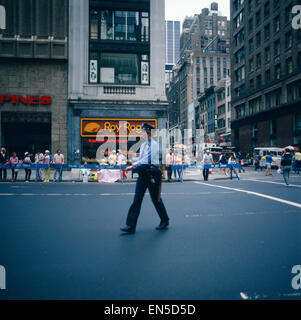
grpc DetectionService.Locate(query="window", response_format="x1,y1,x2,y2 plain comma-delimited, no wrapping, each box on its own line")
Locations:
99,53,138,84
274,39,280,57
256,74,262,88
275,64,281,80
266,92,272,108
285,4,293,24
249,97,262,114
265,69,271,83
202,57,206,65
236,103,246,119
273,0,280,9
265,46,271,63
264,24,270,41
285,31,293,49
248,0,254,13
256,10,261,27
250,78,255,89
274,15,280,33
249,18,254,33
249,38,254,52
256,53,261,69
286,57,293,74
196,56,200,64
235,85,246,97
235,66,245,82
287,80,301,102
90,9,149,42
233,0,245,11
264,1,270,18
90,10,99,39
234,10,244,29
204,67,208,76
249,57,254,72
234,29,244,46
256,32,261,48
235,47,245,64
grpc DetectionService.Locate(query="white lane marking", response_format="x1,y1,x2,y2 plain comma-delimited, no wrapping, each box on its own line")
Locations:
246,179,301,188
194,182,301,209
0,191,234,197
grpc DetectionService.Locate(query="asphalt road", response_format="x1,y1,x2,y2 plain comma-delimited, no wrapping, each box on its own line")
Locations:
0,173,300,300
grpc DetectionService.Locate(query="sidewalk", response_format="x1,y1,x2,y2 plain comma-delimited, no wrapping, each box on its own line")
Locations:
0,167,256,183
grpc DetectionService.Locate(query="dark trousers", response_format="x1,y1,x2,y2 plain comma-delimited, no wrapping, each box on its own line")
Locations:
25,169,32,181
166,166,172,180
126,168,169,229
0,168,7,180
203,168,209,181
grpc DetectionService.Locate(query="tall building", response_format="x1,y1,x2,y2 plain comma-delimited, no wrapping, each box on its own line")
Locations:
68,0,167,163
0,0,68,158
180,3,230,57
230,0,301,153
167,2,231,138
165,20,180,87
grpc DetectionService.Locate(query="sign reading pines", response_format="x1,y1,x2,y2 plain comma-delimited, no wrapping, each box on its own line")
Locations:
0,265,6,290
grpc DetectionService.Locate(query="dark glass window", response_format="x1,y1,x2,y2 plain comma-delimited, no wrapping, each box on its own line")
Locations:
90,9,149,42
285,31,293,49
274,15,280,33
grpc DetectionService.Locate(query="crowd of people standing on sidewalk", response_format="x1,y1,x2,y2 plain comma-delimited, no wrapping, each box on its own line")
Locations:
0,147,64,182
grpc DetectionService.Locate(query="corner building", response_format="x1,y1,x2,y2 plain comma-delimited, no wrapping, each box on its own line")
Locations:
68,0,167,163
0,0,68,158
230,0,301,153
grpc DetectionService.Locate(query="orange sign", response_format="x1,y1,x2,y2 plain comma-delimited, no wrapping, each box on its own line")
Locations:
81,118,157,137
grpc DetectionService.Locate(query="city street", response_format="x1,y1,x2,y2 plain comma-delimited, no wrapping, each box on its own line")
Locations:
0,170,300,300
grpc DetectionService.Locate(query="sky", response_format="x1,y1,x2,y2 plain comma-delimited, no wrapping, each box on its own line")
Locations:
165,0,230,25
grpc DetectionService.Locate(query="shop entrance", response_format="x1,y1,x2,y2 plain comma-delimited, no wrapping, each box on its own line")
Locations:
1,112,51,158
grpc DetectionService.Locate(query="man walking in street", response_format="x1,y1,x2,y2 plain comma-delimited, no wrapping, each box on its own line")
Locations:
281,149,292,186
120,123,169,234
265,152,273,176
52,150,64,182
202,149,214,181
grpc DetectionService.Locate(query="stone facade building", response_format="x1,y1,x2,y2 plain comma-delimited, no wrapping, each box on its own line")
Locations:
68,0,167,163
0,0,68,158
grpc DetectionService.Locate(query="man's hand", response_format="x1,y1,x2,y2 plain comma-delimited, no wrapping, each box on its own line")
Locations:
125,162,138,172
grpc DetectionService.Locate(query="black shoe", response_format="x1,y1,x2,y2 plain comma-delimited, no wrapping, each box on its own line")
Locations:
156,221,169,230
120,226,136,234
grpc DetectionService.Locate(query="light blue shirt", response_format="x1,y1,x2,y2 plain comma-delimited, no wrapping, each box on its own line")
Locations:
137,139,160,166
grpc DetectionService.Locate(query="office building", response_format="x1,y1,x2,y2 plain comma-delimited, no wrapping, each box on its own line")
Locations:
231,0,301,153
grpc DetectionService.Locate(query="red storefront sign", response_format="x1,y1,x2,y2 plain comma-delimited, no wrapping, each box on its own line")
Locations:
0,95,52,105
